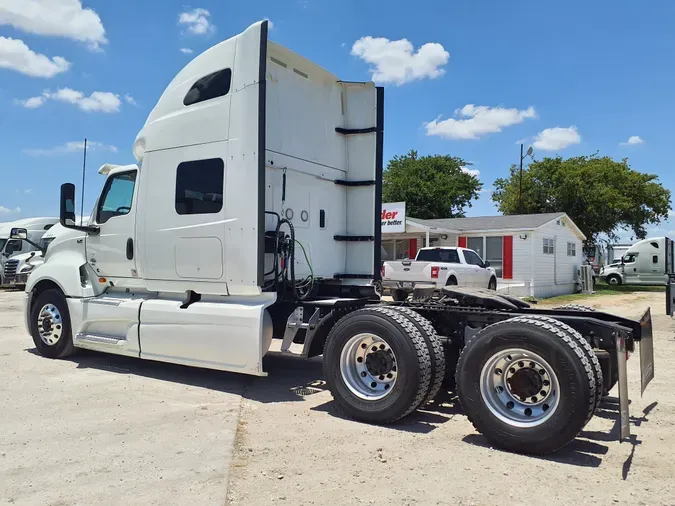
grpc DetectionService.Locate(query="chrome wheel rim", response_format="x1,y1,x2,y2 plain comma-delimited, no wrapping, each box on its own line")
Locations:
37,304,63,346
479,348,560,427
608,277,619,285
339,333,397,400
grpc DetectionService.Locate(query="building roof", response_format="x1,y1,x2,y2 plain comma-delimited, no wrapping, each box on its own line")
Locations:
409,212,569,233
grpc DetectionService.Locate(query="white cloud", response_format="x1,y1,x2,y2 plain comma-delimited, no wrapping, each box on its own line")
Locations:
19,88,122,112
532,126,581,151
178,8,214,36
23,141,118,157
620,135,644,146
0,36,70,78
124,94,137,106
0,0,107,51
179,47,194,54
425,105,537,140
0,206,21,215
460,166,480,178
351,36,449,85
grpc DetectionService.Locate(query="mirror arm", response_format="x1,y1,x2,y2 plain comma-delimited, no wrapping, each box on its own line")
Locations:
62,222,100,235
19,237,46,256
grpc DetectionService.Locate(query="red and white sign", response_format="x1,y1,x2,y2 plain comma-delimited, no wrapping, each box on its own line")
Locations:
381,202,406,233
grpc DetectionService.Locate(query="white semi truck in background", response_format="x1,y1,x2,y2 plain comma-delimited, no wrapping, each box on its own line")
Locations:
17,20,666,456
0,217,58,286
600,237,672,286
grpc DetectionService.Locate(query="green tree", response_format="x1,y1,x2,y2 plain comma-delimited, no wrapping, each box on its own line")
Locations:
382,149,483,219
492,153,672,245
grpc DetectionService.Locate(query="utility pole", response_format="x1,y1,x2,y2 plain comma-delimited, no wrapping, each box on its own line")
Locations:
519,143,523,214
518,144,533,214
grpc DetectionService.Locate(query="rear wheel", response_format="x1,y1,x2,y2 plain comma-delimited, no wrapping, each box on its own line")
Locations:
456,316,596,455
388,307,446,404
553,304,596,312
29,289,76,359
323,307,432,423
446,276,458,286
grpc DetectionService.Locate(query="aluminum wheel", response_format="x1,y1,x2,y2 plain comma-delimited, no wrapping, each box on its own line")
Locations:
479,348,560,427
339,333,398,400
37,303,63,346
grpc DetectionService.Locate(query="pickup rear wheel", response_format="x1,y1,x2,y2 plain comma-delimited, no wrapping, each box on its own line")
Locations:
446,276,458,286
323,307,432,423
456,316,595,455
29,289,76,359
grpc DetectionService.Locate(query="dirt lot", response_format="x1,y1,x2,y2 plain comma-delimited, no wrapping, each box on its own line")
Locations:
0,290,244,506
228,291,675,506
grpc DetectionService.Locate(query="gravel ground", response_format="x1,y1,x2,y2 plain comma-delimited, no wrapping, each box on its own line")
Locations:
0,290,244,506
227,291,675,506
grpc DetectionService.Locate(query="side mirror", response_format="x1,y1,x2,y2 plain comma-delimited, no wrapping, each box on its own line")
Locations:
484,260,491,268
10,227,27,240
60,183,77,226
58,183,99,235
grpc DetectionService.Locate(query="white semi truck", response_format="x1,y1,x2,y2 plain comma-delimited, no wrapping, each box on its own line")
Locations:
1,217,58,286
600,237,673,286
20,20,665,456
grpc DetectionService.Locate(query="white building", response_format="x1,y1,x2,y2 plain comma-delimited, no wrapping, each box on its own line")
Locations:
382,209,586,298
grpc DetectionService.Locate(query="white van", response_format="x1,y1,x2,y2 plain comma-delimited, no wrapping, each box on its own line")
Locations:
600,237,674,285
1,217,59,285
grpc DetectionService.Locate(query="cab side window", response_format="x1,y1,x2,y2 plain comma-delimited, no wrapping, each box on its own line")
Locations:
97,171,137,224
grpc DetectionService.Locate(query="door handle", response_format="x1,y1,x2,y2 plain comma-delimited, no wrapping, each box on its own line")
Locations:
126,238,134,260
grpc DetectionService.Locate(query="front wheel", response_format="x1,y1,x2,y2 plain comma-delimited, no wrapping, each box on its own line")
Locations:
456,316,596,455
488,277,497,290
29,289,76,359
606,274,622,286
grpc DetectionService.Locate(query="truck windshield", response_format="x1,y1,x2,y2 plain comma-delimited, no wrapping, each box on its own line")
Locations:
0,239,6,252
416,249,460,263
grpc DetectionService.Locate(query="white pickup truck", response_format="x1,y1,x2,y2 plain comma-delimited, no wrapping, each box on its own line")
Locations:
382,246,498,300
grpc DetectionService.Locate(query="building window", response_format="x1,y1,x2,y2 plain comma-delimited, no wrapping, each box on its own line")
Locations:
467,237,484,259
183,68,232,106
567,242,576,256
543,238,555,255
175,159,224,215
485,236,503,277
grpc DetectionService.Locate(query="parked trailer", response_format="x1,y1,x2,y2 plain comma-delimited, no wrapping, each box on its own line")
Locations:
22,20,663,456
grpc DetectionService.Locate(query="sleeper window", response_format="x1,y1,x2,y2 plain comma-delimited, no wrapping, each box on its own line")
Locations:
183,68,232,106
97,171,137,224
175,158,224,215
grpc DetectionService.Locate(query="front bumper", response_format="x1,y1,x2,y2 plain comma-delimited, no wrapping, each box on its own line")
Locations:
2,273,29,286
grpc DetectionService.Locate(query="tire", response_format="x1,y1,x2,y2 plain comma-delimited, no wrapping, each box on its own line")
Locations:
391,289,408,302
516,315,603,421
29,289,76,359
323,307,432,423
456,316,596,455
552,304,596,312
388,307,446,404
446,276,458,286
488,277,497,290
606,274,622,286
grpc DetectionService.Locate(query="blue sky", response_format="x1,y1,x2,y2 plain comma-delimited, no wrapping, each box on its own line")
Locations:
1,0,674,238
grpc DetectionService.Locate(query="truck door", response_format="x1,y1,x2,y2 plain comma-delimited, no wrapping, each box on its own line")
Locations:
460,249,484,286
622,253,639,284
86,169,138,279
642,252,662,284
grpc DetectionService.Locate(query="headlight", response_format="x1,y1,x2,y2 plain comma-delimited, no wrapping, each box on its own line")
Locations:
20,265,35,273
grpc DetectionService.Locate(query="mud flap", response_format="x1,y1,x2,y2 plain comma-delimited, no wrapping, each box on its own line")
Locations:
616,333,630,441
639,308,654,396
